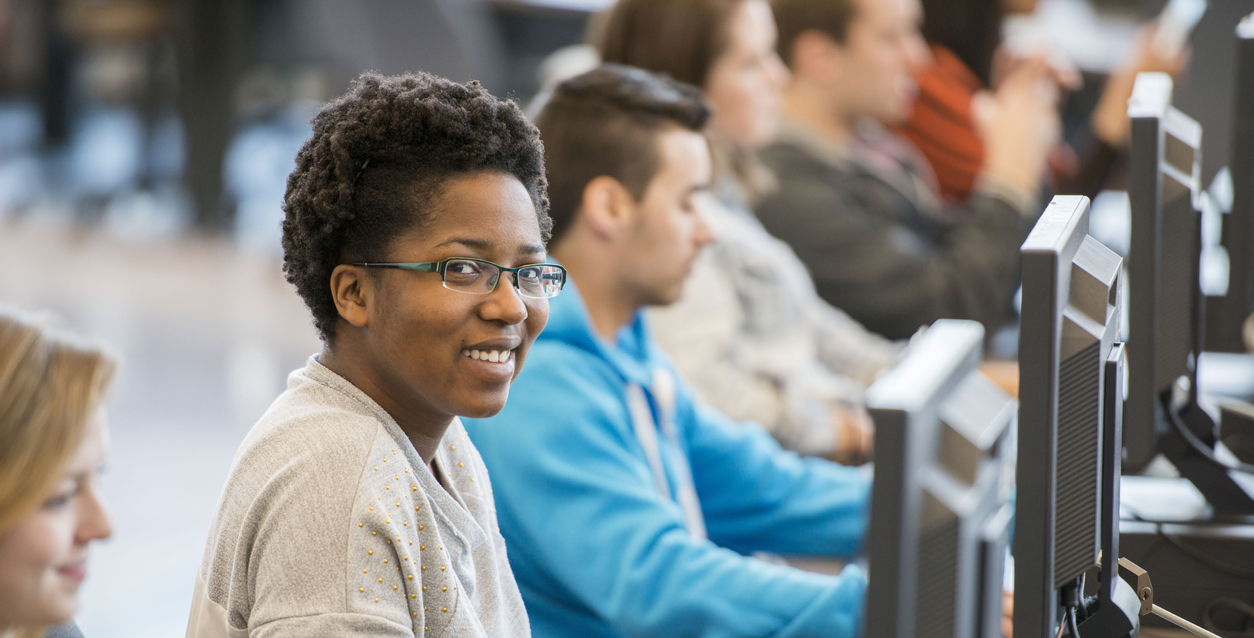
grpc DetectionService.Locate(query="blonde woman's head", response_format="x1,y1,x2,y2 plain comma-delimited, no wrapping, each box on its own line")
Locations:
0,307,116,636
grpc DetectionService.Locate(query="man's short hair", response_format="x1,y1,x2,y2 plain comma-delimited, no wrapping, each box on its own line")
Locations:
535,64,711,243
281,71,550,343
772,0,860,68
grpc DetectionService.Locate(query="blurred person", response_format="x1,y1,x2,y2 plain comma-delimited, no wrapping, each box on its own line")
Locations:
0,307,116,638
600,0,900,463
759,0,1061,340
186,72,563,637
899,0,1188,203
464,64,870,638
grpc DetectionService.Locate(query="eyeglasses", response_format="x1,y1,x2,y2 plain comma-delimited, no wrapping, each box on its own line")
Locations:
352,258,567,299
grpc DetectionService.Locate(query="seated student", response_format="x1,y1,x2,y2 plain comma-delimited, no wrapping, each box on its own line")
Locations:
759,0,1061,340
186,72,562,637
899,0,1187,203
0,307,116,638
463,64,869,638
599,0,899,462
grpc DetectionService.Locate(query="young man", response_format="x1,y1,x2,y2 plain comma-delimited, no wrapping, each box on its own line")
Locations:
758,0,1061,340
462,64,870,638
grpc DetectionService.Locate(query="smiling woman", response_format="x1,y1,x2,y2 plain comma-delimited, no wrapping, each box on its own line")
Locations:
0,307,116,638
186,72,556,638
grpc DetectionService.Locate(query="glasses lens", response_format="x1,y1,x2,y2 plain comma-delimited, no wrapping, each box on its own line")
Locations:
442,259,497,293
517,265,566,298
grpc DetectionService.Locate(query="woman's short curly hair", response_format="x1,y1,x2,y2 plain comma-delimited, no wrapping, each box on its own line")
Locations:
282,71,551,343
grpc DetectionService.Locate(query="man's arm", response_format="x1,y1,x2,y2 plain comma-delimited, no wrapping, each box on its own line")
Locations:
465,347,866,638
679,386,871,557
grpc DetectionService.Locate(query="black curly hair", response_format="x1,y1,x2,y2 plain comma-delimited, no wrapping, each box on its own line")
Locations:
282,71,551,343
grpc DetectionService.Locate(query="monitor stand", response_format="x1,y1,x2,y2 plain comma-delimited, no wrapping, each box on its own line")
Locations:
1120,479,1254,635
1158,399,1254,516
1155,353,1254,516
1080,348,1141,638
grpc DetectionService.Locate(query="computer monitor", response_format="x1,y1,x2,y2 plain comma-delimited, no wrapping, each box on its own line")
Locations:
1124,72,1254,514
1015,196,1126,638
864,319,1016,638
1125,72,1204,474
1208,14,1254,353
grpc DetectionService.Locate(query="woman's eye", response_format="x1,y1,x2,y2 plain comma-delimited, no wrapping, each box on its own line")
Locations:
42,485,79,510
448,261,481,276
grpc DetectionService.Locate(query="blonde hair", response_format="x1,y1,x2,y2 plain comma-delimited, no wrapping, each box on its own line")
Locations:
0,308,116,638
0,307,116,532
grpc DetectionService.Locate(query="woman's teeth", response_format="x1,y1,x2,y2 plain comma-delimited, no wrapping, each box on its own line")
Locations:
462,349,513,363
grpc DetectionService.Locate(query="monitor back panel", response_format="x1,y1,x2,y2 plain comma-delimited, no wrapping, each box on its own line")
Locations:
1213,14,1254,352
1126,73,1204,471
865,320,1015,638
1016,196,1124,638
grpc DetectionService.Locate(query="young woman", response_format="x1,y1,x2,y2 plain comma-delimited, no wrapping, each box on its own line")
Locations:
0,308,116,638
599,0,899,463
186,72,563,637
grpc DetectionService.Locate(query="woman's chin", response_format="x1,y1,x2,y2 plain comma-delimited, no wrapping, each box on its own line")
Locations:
456,391,511,420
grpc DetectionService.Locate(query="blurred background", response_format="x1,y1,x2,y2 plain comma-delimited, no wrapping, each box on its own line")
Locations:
0,0,1248,635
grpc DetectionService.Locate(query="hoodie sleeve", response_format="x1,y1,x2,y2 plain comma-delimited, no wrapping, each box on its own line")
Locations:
681,390,872,559
465,345,867,638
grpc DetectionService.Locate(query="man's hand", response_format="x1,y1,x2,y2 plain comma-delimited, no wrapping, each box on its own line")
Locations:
1091,22,1190,147
974,56,1063,199
830,403,874,466
1004,591,1015,638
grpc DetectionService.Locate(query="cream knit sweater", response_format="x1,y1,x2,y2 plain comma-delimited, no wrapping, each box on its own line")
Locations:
186,356,529,637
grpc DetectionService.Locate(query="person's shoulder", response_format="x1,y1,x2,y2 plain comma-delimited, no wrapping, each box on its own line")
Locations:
230,376,390,484
513,338,621,395
466,340,631,445
760,137,825,174
44,622,84,638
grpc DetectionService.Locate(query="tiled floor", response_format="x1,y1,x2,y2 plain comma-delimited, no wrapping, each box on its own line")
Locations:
0,220,321,637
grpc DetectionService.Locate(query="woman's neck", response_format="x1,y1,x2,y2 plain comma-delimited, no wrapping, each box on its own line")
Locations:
781,83,852,148
318,347,454,468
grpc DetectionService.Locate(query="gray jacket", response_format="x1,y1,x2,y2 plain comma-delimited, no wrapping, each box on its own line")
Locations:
756,118,1034,340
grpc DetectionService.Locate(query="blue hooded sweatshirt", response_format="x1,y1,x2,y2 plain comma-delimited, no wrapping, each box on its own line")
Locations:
463,281,871,638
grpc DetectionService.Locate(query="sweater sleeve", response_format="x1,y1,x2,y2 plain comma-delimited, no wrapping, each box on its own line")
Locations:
649,249,863,457
808,301,902,388
756,149,1031,340
465,347,868,638
648,249,793,442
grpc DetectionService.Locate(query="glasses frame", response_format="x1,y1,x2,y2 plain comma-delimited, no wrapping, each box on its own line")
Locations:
350,258,566,299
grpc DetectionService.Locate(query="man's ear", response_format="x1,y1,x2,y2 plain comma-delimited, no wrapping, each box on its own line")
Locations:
578,175,638,241
329,264,373,329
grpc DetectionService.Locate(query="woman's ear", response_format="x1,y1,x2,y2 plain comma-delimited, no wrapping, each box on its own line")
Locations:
578,175,637,241
329,265,372,329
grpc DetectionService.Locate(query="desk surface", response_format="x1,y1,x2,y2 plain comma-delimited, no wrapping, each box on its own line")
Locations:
1140,628,1198,638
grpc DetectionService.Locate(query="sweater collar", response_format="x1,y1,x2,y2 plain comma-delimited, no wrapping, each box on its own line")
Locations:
298,355,488,551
